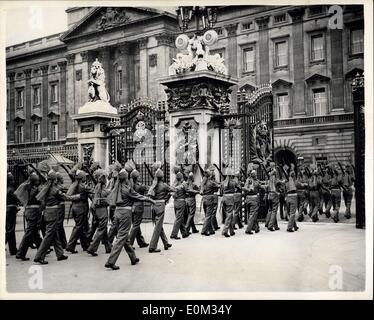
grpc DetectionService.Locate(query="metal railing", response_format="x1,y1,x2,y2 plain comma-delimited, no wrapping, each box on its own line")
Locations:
274,113,354,127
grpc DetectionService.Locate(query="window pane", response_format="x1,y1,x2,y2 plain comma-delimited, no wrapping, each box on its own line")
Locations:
244,48,254,72
276,41,287,66
351,29,364,54
277,94,289,119
312,35,324,60
313,89,327,116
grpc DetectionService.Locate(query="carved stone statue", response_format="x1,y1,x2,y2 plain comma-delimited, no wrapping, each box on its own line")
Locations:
88,58,110,103
253,120,271,163
169,31,228,76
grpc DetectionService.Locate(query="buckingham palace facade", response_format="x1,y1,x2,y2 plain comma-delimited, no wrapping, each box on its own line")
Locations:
6,5,364,167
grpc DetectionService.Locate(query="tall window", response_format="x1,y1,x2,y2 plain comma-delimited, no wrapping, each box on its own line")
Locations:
33,123,41,142
33,86,41,106
277,93,290,119
311,34,324,61
116,68,122,94
51,122,58,140
16,125,24,143
350,29,364,54
243,47,255,72
50,83,58,103
313,88,327,116
16,89,24,108
275,41,287,67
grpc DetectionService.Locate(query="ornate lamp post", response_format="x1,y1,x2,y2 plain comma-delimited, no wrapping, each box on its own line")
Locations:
176,6,218,34
351,71,365,229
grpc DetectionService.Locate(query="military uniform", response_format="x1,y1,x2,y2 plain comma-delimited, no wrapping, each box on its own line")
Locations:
243,170,262,234
330,168,343,223
232,176,244,229
171,173,189,239
148,169,173,252
34,170,80,264
320,169,332,218
105,170,154,270
6,173,20,255
308,170,321,222
285,170,299,232
129,170,149,248
221,177,237,237
342,166,355,219
15,174,42,260
296,170,309,222
265,164,280,231
87,169,112,255
66,170,93,253
56,173,67,249
201,173,220,236
185,174,200,234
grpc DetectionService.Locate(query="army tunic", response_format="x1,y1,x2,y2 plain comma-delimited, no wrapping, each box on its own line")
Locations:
171,182,189,238
221,179,238,237
149,182,173,251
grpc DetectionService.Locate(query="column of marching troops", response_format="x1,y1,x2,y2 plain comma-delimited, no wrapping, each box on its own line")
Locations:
5,157,355,270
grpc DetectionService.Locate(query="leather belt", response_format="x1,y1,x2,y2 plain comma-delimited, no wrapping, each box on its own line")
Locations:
45,205,61,209
26,205,40,208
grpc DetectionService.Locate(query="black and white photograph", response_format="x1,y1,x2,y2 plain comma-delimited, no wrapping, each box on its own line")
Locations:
0,0,372,300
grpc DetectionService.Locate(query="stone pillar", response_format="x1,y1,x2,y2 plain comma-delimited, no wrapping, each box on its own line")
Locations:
7,72,16,143
138,37,148,97
330,29,344,111
225,23,239,112
24,68,32,142
288,7,306,115
40,65,49,141
100,46,111,89
65,53,75,139
57,61,67,139
255,16,270,84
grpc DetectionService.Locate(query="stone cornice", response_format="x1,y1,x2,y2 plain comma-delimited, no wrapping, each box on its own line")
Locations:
225,23,238,37
288,7,305,22
255,16,270,30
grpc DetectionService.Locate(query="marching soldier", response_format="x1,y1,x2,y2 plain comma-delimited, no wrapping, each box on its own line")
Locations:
265,161,280,231
285,165,299,232
232,172,244,229
15,173,41,261
209,166,221,231
6,172,20,256
330,165,343,223
308,165,321,223
33,170,81,264
185,172,200,234
65,170,93,253
242,169,262,235
128,169,150,248
221,171,238,238
320,163,332,218
55,172,67,249
147,168,173,253
296,168,309,222
201,169,220,236
170,172,190,240
86,169,112,256
342,164,355,219
105,169,155,270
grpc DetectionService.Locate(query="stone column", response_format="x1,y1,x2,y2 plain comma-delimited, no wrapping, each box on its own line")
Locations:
100,46,111,89
7,72,16,143
225,23,239,112
120,44,131,104
24,68,32,142
40,65,49,141
57,61,67,139
330,29,344,111
65,53,75,139
137,37,148,97
288,7,306,115
255,16,270,84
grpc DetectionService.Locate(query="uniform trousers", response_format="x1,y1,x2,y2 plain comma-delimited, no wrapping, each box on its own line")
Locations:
222,195,235,236
129,202,147,247
6,205,18,255
245,195,259,233
149,201,169,250
171,199,188,238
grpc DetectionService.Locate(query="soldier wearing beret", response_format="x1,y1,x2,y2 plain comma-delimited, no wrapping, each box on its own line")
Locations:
65,169,93,253
128,169,150,248
147,168,173,253
34,170,81,264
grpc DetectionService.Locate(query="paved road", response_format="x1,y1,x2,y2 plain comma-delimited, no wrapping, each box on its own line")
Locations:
5,218,365,294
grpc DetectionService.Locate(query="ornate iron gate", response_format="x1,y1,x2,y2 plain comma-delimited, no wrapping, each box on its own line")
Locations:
218,84,274,178
108,99,170,186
